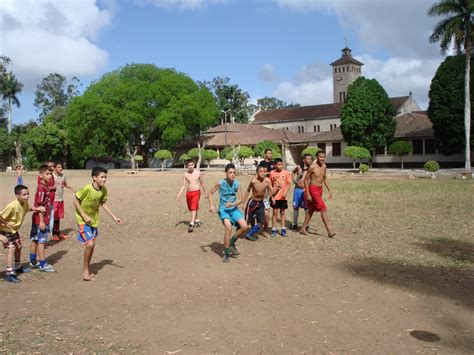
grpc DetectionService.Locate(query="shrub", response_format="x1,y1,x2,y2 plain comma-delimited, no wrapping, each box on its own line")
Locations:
219,147,233,159
179,153,189,162
359,163,369,174
388,141,413,169
225,146,255,163
301,146,321,158
202,149,218,168
187,148,200,159
343,146,371,169
154,150,173,171
424,160,440,172
254,140,281,158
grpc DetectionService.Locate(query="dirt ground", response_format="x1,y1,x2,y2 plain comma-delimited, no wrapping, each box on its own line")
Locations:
0,170,473,354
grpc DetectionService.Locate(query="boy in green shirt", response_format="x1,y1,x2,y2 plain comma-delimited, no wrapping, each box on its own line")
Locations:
73,167,122,281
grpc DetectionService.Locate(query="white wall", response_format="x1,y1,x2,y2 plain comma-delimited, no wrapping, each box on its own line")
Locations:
261,118,341,134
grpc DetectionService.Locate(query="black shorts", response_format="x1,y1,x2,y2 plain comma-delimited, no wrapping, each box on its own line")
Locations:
1,232,21,249
271,199,288,210
245,199,265,225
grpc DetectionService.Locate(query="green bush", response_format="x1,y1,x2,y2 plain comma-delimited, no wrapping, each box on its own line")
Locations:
154,149,172,160
301,146,320,157
388,141,413,169
179,153,189,162
424,160,440,172
202,149,218,167
134,155,143,161
219,147,233,159
343,146,371,169
187,148,200,159
254,140,281,158
225,146,255,162
359,163,369,174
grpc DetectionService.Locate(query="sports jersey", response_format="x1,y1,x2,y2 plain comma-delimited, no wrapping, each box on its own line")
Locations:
32,182,51,225
259,160,275,172
74,184,108,227
218,179,240,210
53,173,67,201
0,199,31,233
269,170,292,200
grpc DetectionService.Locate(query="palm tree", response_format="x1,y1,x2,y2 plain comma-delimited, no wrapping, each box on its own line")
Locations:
0,72,23,134
429,0,474,173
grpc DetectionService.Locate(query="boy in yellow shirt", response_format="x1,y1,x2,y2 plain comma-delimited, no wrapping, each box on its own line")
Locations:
73,167,122,281
0,185,45,283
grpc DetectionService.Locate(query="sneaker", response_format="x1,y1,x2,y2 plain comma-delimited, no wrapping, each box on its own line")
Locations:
246,224,261,241
188,223,194,233
290,223,298,230
15,266,30,274
52,235,60,241
222,253,230,263
230,245,240,256
29,261,40,269
281,228,287,237
39,263,55,273
246,234,258,241
4,273,21,283
271,229,277,237
194,221,202,228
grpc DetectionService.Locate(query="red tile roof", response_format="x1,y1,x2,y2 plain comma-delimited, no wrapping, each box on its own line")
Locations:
252,97,410,124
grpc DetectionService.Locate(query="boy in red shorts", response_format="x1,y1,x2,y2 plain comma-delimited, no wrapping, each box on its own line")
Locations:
177,160,206,232
52,162,74,240
301,151,336,238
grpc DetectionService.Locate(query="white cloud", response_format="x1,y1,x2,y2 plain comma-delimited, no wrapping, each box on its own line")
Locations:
259,63,277,83
274,77,333,106
136,0,229,10
0,0,113,89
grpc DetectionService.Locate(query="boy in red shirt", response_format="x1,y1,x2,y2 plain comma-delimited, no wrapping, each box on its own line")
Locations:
29,164,55,272
269,158,292,237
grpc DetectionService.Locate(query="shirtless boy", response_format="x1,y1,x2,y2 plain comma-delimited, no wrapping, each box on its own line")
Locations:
177,160,206,232
301,151,336,237
291,153,313,230
243,165,277,241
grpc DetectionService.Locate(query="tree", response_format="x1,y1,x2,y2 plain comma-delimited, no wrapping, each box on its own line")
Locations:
34,73,80,119
201,149,218,168
64,64,218,167
428,55,474,155
343,146,371,169
226,146,254,164
254,97,300,111
179,153,189,167
254,140,282,158
388,141,413,169
154,149,173,171
301,146,321,158
340,77,396,159
0,58,23,134
429,0,474,174
202,76,251,124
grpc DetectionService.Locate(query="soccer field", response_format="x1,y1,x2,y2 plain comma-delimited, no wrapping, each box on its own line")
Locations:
0,170,473,353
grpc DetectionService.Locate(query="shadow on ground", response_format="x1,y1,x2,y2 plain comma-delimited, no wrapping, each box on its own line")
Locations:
90,259,123,275
200,242,224,257
414,237,474,264
48,250,68,265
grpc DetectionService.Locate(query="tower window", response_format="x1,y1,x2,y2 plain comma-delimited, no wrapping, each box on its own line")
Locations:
343,67,345,72
318,125,320,132
339,92,342,102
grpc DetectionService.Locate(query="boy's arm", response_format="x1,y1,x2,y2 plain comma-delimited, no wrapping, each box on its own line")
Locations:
243,180,253,204
304,167,312,201
199,173,207,197
101,202,123,224
323,169,332,200
207,183,220,212
73,197,93,225
177,175,187,201
266,178,278,196
233,185,245,207
64,178,74,192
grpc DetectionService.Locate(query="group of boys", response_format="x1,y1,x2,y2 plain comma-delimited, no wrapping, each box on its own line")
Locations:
179,148,335,263
1,165,122,283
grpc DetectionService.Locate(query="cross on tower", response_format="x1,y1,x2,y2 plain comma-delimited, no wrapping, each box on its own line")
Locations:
344,35,348,48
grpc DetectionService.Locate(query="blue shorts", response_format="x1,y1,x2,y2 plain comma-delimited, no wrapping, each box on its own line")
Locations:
218,207,244,226
17,176,23,185
30,224,50,244
293,188,306,209
77,224,99,244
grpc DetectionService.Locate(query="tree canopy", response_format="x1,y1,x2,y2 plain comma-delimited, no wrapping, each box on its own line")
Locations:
64,64,218,167
340,77,396,155
428,55,474,154
388,140,413,169
253,140,282,158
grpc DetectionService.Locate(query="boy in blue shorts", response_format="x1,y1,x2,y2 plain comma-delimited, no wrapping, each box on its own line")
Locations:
73,167,122,281
29,164,55,272
208,163,248,263
291,153,313,230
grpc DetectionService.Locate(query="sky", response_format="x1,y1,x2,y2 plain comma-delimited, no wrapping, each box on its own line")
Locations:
1,0,445,124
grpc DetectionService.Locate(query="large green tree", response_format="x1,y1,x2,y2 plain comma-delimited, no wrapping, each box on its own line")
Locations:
65,64,218,167
202,76,251,124
253,97,300,111
0,56,23,134
428,55,474,154
429,0,474,173
340,77,396,156
34,73,80,119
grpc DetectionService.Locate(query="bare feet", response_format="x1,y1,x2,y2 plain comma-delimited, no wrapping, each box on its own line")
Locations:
328,232,336,238
261,231,270,238
299,227,309,235
82,271,95,281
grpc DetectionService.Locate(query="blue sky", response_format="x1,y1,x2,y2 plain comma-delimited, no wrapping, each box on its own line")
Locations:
2,0,443,124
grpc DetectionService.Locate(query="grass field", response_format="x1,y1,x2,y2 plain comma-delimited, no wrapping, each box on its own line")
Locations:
0,170,472,353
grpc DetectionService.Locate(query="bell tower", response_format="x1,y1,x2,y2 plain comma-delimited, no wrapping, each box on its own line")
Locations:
330,44,364,103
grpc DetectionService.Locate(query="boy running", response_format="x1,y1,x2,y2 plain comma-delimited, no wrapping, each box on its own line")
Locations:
29,164,55,272
291,153,313,230
15,165,24,185
177,160,206,232
73,167,122,281
52,162,74,240
301,151,336,238
208,163,248,263
243,165,277,241
0,185,45,283
269,158,292,237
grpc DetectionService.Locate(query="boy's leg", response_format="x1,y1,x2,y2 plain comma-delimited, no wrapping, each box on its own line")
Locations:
5,244,19,282
292,208,299,228
222,219,233,262
271,208,279,236
29,240,38,266
83,239,95,280
300,210,314,235
280,207,287,236
321,210,336,237
14,244,28,273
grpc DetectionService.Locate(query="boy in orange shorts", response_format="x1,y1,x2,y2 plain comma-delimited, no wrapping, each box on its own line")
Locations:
301,151,336,238
177,160,206,232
